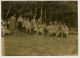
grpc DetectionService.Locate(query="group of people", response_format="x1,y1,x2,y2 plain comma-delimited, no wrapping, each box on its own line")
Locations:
2,14,69,37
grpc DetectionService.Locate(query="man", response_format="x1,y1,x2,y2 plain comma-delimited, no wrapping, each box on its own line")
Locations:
37,17,42,24
47,21,54,37
42,22,48,35
55,22,64,37
9,14,16,34
26,18,32,34
62,23,69,37
2,21,10,36
37,23,44,35
22,17,27,33
31,17,38,34
47,21,58,37
17,15,23,31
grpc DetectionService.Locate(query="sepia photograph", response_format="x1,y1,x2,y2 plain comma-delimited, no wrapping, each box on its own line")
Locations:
1,1,78,56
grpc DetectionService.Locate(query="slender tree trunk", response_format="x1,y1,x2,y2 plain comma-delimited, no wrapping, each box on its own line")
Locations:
6,3,12,18
56,10,57,21
72,2,75,27
72,3,75,17
50,8,52,21
13,2,15,12
41,1,43,19
45,9,46,20
35,1,37,18
41,5,42,18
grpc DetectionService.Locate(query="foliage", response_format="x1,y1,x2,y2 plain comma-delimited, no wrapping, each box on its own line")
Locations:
1,1,77,27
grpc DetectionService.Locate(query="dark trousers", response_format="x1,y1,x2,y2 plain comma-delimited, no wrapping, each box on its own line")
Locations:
17,22,22,31
22,27,26,33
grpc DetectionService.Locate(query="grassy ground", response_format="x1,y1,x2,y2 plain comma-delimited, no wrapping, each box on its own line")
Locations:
3,31,78,56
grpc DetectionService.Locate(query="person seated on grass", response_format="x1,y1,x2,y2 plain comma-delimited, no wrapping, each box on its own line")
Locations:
37,23,44,35
55,21,63,37
2,21,10,36
47,21,59,37
47,21,54,37
42,22,48,35
55,22,69,37
62,23,69,37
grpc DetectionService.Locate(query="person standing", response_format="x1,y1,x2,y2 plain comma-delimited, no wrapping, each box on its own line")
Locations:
17,15,23,32
9,14,16,34
25,18,32,34
31,17,38,34
37,17,42,24
22,17,27,33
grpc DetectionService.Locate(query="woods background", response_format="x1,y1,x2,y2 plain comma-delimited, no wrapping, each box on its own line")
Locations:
1,1,78,28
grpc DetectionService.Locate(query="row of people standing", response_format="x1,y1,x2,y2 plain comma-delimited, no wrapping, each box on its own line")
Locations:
8,14,44,34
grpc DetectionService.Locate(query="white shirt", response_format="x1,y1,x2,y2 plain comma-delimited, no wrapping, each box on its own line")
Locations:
17,16,23,22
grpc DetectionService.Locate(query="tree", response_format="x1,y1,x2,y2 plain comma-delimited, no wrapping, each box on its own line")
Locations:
1,1,77,27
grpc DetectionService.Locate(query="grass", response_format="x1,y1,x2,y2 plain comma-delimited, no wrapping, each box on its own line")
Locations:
3,31,78,56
